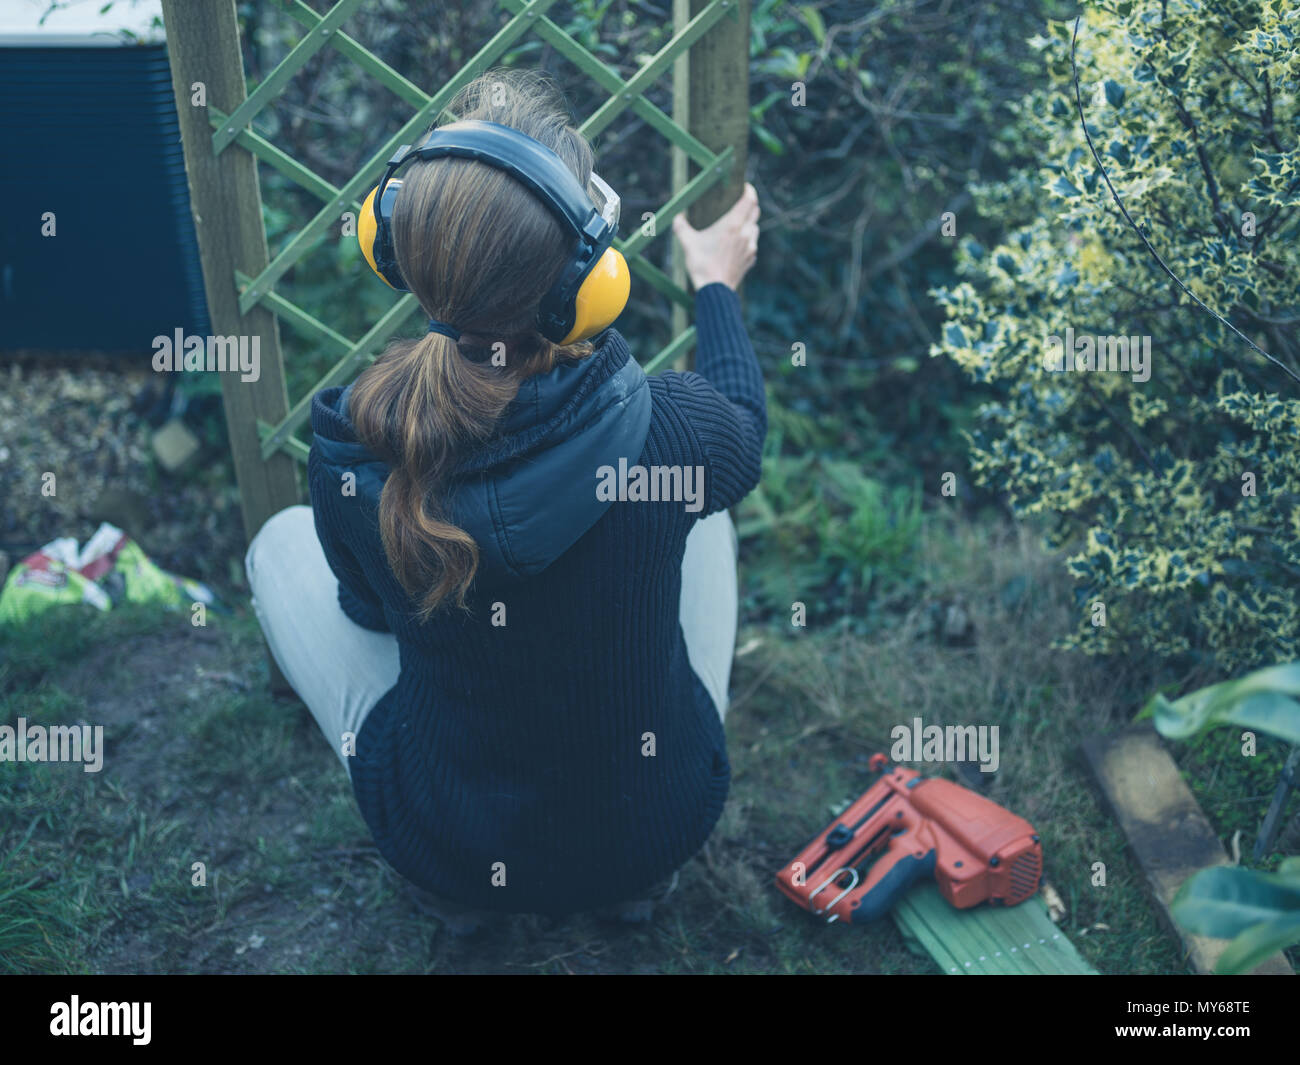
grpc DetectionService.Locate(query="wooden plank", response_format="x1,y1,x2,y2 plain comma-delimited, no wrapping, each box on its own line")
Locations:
1082,726,1293,975
894,883,1098,975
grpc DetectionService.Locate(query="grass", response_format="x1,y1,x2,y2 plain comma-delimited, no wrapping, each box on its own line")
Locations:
0,509,1294,973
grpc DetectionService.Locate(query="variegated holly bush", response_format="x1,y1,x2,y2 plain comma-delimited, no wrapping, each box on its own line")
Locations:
932,0,1300,672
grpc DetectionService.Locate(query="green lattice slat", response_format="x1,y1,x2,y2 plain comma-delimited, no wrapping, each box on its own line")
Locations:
236,270,355,356
236,0,564,315
256,420,312,465
627,255,693,313
281,0,431,109
616,144,734,261
209,105,362,210
642,326,698,376
213,0,366,156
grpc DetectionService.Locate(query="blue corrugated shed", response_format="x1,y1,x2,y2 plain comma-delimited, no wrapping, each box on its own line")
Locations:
0,41,211,350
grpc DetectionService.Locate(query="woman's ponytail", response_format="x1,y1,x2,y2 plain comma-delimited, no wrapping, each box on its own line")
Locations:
350,330,523,619
347,69,599,619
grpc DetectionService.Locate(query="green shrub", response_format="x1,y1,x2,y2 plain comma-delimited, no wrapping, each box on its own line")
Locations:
735,394,923,629
932,1,1300,674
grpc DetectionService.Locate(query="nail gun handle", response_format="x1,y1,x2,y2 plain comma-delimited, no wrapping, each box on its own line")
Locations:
850,847,937,923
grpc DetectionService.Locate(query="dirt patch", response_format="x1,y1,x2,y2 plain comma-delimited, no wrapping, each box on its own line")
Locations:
54,622,366,973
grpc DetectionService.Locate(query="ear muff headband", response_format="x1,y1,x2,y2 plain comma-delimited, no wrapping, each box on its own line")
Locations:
360,119,630,344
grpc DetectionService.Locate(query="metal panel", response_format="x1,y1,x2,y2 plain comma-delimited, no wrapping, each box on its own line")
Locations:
0,43,210,351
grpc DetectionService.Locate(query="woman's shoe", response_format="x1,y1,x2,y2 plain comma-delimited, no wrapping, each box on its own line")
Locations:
407,883,491,936
594,870,680,924
617,897,655,922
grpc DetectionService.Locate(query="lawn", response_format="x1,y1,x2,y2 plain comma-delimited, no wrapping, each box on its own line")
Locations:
11,504,1285,975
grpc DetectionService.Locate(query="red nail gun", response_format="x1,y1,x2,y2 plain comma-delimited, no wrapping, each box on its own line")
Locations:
775,754,1041,924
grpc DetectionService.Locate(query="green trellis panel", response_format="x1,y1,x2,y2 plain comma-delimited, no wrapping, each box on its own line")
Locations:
199,0,741,465
893,884,1099,975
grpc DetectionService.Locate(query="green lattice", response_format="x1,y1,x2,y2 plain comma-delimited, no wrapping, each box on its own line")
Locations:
200,0,740,465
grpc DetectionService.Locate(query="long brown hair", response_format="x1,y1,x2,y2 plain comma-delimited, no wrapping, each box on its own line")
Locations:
349,70,599,619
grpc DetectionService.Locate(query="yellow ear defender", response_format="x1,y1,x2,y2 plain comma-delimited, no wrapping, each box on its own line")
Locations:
358,120,630,344
357,184,393,289
565,246,630,346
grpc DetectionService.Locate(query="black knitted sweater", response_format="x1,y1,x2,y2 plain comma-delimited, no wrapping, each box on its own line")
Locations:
306,282,766,913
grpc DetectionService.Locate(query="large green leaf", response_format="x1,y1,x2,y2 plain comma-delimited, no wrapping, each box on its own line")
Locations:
1140,662,1300,742
1173,865,1300,935
1215,912,1300,974
1171,864,1300,973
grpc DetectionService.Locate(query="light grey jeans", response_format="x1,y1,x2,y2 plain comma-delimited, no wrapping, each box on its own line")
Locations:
245,505,738,771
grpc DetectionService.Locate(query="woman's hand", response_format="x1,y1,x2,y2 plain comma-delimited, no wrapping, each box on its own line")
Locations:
671,182,760,292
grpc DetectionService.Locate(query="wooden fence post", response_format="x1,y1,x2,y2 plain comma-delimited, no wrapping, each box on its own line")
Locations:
676,0,751,373
686,0,751,232
670,0,693,355
161,0,300,693
160,0,300,543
